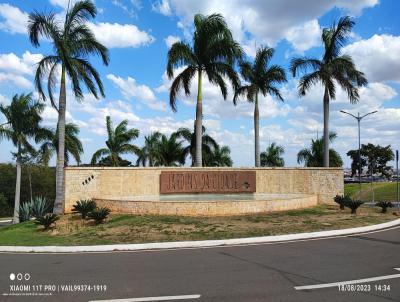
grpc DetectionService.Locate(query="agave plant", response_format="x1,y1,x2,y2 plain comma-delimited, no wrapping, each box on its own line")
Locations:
19,201,33,222
31,196,51,218
345,199,364,214
72,199,97,219
35,213,59,230
88,207,110,224
333,194,351,210
375,201,394,213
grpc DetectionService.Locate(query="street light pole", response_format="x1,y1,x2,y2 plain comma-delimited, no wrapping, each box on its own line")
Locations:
340,110,378,194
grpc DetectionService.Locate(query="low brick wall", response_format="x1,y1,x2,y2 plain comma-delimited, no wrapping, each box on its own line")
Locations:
64,167,343,215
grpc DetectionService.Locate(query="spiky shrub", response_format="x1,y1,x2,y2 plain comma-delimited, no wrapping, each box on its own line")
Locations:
334,195,351,210
72,199,97,219
35,213,59,230
31,196,51,218
345,199,365,214
19,201,33,222
376,201,394,213
88,207,110,224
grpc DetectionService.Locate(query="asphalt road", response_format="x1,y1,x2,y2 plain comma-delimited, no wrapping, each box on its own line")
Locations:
0,227,399,302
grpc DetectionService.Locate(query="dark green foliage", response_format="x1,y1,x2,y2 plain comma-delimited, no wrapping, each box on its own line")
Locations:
72,199,97,219
35,213,59,229
91,116,139,166
0,164,55,209
175,126,218,166
348,144,394,179
204,145,233,167
88,207,110,224
375,201,394,213
344,199,364,214
0,193,12,217
31,196,51,218
260,143,285,167
297,132,343,167
334,194,351,210
19,201,32,222
39,123,83,166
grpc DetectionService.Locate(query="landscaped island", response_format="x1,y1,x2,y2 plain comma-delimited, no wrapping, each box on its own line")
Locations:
0,204,397,246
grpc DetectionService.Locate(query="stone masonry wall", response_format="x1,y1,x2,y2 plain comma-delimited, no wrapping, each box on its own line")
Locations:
64,167,343,213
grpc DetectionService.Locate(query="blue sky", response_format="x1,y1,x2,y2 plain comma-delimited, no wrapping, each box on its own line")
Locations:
0,0,399,167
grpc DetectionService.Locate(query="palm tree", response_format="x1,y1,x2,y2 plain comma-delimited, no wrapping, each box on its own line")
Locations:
234,47,287,167
0,93,48,223
290,16,367,167
136,132,162,167
204,145,233,167
167,13,243,167
28,0,109,214
297,132,343,167
153,133,185,167
260,143,285,167
175,126,218,166
39,123,83,166
91,116,139,166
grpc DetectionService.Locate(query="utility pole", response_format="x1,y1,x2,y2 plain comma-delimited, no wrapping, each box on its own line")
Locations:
340,110,378,194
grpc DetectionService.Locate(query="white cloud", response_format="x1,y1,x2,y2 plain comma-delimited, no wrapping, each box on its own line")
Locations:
152,0,172,16
156,0,379,53
165,35,180,48
88,22,154,48
0,3,29,34
107,74,167,111
0,72,32,89
0,51,42,89
49,0,83,9
0,94,9,105
0,51,43,75
342,34,400,83
285,20,321,53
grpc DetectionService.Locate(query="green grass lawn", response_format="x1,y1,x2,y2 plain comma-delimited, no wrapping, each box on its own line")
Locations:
0,205,398,246
345,182,400,201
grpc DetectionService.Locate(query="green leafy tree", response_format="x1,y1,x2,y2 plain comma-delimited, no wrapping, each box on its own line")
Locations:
204,145,233,167
175,126,218,166
152,133,186,167
136,132,162,167
0,93,49,223
167,13,242,167
260,143,285,167
362,144,393,178
39,123,83,166
290,16,367,167
346,149,367,177
29,0,110,214
91,116,139,166
234,47,287,166
297,133,343,167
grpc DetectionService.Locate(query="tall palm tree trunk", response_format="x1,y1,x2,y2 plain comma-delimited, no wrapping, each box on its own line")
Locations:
254,93,260,167
195,69,203,167
53,67,66,214
323,87,330,167
12,145,21,224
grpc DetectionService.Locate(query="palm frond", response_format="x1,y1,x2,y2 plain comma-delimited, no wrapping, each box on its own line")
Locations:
169,66,196,112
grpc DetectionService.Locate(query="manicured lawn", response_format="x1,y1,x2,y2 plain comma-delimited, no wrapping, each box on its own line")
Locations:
345,182,399,201
0,205,398,246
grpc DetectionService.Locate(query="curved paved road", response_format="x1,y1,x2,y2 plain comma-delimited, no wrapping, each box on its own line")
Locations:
1,227,400,302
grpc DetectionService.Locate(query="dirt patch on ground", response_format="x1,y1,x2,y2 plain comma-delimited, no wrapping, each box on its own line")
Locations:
43,205,398,244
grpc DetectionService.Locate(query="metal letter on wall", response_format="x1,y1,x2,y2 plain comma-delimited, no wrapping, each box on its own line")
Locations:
160,171,256,194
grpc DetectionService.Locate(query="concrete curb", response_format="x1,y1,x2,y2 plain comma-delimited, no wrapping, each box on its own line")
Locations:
1,218,400,253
